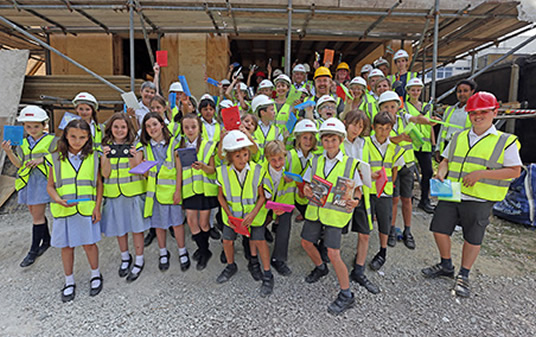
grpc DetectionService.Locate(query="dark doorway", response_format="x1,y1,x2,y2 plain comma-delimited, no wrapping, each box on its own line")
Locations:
123,38,158,81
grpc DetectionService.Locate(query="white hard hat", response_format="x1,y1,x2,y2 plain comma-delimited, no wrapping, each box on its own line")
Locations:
360,64,373,74
294,119,318,135
317,95,337,109
378,91,401,106
219,99,234,109
222,130,254,154
251,94,274,114
17,105,49,123
221,79,231,86
169,82,184,93
405,77,424,89
199,93,215,103
393,49,410,61
349,76,367,88
368,69,385,78
293,64,306,73
319,118,346,138
303,63,311,73
234,82,248,92
297,87,310,96
274,74,291,86
273,69,283,77
73,92,98,110
373,57,389,68
258,79,274,90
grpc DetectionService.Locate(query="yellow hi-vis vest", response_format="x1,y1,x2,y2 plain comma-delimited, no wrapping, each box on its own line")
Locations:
143,139,179,218
103,142,146,198
360,93,379,122
362,137,405,196
403,101,433,152
168,120,181,139
438,105,472,153
262,161,296,205
253,122,281,162
92,123,104,150
446,130,520,202
304,153,359,228
387,71,418,87
181,140,216,199
275,103,292,132
48,151,98,218
286,149,311,205
15,134,57,191
391,114,415,167
201,121,221,143
216,162,268,227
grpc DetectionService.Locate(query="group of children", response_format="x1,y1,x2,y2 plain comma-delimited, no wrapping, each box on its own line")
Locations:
2,50,521,315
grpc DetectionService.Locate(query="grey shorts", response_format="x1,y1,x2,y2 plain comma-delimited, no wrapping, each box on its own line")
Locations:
393,166,414,198
370,195,393,235
301,220,343,249
222,224,266,241
430,200,494,245
350,199,370,235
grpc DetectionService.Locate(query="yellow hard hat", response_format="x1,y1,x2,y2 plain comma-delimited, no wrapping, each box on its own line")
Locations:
336,62,350,71
314,66,332,79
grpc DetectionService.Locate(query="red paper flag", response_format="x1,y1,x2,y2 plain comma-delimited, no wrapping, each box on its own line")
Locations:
229,216,250,237
336,85,346,101
221,106,241,131
375,167,388,198
156,50,168,67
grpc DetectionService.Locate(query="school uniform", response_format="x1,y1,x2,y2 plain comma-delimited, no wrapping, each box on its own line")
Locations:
390,114,416,199
135,101,151,127
253,120,283,162
100,142,149,237
46,151,102,248
201,118,221,143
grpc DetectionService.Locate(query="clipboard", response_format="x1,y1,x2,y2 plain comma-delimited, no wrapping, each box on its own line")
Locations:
221,106,241,131
121,91,140,110
129,161,158,174
229,216,250,237
3,125,24,145
156,50,168,67
375,167,388,198
177,147,197,167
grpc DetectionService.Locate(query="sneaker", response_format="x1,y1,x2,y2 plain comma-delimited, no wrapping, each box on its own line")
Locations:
20,251,38,268
388,227,397,247
403,232,416,250
369,253,386,271
350,269,380,294
418,201,435,214
260,273,274,297
327,291,355,315
248,259,262,281
196,250,212,271
305,266,329,283
216,263,238,283
453,274,470,298
271,259,292,276
421,263,455,278
209,227,221,240
118,254,132,278
144,230,156,247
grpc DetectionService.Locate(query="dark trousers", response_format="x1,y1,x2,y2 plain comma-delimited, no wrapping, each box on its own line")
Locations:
414,150,433,204
271,212,292,262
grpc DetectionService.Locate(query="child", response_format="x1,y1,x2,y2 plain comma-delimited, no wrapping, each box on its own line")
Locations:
422,91,521,298
100,113,148,282
263,140,296,276
178,113,218,270
257,79,274,97
2,106,54,267
139,112,190,272
45,119,103,302
251,94,283,161
388,49,419,99
362,111,405,272
199,94,221,143
216,130,274,297
346,76,378,123
301,118,362,315
72,92,103,149
149,95,171,124
273,74,293,133
342,110,379,294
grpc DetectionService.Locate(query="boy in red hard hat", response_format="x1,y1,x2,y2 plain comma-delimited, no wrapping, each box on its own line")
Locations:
421,91,522,298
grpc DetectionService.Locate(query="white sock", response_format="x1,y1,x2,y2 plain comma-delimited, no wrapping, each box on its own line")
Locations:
64,274,75,295
90,268,101,288
120,251,130,269
159,248,168,264
131,255,144,274
178,247,188,264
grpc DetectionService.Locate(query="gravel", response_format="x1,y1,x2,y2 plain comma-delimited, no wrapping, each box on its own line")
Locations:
1,202,535,337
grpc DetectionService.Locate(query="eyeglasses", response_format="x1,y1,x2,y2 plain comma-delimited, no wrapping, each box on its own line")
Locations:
321,105,336,111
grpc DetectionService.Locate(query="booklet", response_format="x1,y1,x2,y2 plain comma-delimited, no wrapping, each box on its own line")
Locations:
357,160,372,188
221,106,241,131
121,91,140,110
404,122,425,149
58,112,81,130
323,49,335,65
3,125,24,145
229,216,250,237
266,201,295,213
129,161,158,174
177,148,197,168
430,178,453,197
438,181,462,202
156,50,168,67
308,175,333,207
330,176,357,213
375,167,388,198
284,171,303,183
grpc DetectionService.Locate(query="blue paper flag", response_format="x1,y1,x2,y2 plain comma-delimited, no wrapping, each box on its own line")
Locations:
66,198,91,204
285,112,298,134
284,171,303,183
231,62,240,68
294,100,316,110
3,125,24,145
178,75,191,97
168,92,177,110
123,104,127,113
207,78,219,87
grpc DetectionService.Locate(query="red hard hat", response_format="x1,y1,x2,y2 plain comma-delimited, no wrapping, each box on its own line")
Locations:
465,91,499,112
256,71,266,78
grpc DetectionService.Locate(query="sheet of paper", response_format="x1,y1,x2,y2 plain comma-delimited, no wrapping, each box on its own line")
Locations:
121,91,140,110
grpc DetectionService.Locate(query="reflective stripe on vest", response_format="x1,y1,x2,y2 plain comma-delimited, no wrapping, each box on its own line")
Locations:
202,122,221,143
253,123,280,161
403,102,433,152
287,149,311,205
446,130,518,201
217,162,268,227
304,154,358,228
363,137,404,196
49,151,98,218
15,134,57,191
390,116,415,167
262,161,295,205
438,105,472,153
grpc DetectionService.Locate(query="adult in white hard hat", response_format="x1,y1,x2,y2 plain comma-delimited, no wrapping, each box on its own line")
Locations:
367,69,386,99
292,64,307,89
360,64,373,81
257,79,274,97
373,57,390,77
388,49,418,100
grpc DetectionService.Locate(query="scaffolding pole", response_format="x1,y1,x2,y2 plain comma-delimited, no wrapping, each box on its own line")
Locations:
285,0,292,74
0,14,125,93
430,0,439,103
129,0,135,91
